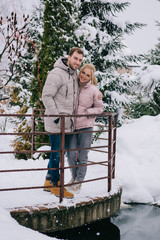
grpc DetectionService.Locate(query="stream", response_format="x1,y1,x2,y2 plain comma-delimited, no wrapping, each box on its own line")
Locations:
46,204,160,240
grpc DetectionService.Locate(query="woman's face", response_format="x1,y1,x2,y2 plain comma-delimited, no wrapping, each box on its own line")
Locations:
79,67,92,83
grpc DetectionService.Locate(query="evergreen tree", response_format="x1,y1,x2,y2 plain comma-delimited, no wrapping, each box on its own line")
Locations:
31,0,79,106
145,20,160,66
147,41,160,65
29,0,80,154
127,65,160,118
128,8,160,119
76,0,145,123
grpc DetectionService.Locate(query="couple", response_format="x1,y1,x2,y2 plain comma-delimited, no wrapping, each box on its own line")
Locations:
42,47,104,198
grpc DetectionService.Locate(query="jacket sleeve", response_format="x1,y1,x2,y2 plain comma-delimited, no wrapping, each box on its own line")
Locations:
42,71,62,115
85,88,104,115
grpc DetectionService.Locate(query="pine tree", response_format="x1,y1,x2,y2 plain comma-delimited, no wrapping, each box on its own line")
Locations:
145,19,160,66
76,0,145,123
29,0,80,154
31,0,79,106
128,13,160,119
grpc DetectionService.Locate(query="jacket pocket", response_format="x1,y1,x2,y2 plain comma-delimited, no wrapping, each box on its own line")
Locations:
59,113,72,130
54,118,60,124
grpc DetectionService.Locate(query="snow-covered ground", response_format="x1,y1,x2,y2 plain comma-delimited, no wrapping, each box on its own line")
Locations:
116,114,160,204
0,114,160,239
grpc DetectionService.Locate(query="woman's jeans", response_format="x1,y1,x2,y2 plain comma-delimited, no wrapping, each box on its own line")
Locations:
67,127,93,182
47,134,69,185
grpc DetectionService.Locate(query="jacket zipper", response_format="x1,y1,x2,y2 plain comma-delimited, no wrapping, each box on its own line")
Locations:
66,86,68,98
72,77,76,131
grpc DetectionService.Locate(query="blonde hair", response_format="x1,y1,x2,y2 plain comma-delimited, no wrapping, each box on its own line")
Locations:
79,64,97,86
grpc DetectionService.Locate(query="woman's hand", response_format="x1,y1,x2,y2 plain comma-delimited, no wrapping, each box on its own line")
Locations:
98,91,102,100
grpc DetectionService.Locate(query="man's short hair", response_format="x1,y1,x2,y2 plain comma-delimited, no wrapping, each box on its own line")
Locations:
68,47,84,56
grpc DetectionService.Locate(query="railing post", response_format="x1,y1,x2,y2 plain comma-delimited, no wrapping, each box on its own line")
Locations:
108,115,112,192
31,109,35,159
60,115,65,203
112,115,117,179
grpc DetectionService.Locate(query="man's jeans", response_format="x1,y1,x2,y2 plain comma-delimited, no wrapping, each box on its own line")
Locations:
47,134,69,185
67,127,93,182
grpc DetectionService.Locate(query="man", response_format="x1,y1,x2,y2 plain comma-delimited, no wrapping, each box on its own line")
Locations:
42,47,84,198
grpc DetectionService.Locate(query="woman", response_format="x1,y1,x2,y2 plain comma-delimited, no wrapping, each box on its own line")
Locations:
67,64,104,193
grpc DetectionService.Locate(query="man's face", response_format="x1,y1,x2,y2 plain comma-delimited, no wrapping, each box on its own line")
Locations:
67,51,83,70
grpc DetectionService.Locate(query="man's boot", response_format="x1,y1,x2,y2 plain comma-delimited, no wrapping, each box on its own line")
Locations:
43,179,52,192
51,184,74,198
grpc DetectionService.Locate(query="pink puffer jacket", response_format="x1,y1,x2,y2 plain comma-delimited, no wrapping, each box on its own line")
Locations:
74,80,104,130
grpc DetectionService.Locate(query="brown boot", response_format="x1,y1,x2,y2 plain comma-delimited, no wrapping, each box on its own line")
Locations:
51,186,74,198
43,180,52,192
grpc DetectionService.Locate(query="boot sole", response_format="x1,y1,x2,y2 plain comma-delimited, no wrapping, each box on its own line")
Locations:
53,193,74,199
50,191,74,199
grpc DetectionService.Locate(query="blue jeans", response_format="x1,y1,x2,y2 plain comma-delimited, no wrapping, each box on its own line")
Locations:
67,127,93,182
47,134,69,185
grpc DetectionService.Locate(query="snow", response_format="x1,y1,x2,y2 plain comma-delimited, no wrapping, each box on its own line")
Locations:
0,206,55,240
138,65,160,91
1,0,160,239
116,114,160,204
75,24,97,42
0,0,40,19
0,114,160,239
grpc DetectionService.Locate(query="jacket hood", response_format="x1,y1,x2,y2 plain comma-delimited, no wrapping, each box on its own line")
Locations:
54,57,77,75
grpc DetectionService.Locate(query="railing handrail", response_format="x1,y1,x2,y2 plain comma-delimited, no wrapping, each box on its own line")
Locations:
0,111,117,117
0,110,117,203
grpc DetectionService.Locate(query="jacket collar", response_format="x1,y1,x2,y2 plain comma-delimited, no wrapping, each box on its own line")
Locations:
78,80,91,89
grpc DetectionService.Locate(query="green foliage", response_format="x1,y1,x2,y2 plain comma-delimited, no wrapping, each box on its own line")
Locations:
146,42,160,65
128,85,160,118
31,0,79,106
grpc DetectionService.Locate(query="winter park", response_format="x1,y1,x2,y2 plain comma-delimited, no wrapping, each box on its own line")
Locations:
0,0,160,239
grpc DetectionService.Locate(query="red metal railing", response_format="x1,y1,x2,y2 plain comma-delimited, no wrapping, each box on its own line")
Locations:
0,110,117,203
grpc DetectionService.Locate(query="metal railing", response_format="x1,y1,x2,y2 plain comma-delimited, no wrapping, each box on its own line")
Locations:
0,110,117,202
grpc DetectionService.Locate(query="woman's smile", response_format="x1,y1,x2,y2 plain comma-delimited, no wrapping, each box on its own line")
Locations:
79,68,92,83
